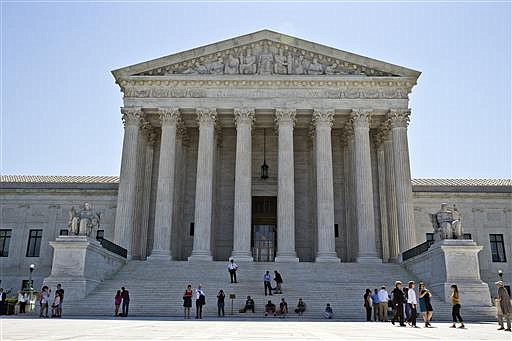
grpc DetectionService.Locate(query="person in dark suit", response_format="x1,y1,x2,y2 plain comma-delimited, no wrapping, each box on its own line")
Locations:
0,288,6,315
391,281,406,326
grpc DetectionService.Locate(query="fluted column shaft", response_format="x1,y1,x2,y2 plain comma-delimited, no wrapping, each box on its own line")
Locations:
274,109,299,262
383,132,400,260
231,108,255,261
151,108,180,260
139,130,156,259
114,107,142,258
189,108,217,261
313,110,340,262
352,109,381,263
388,109,417,255
375,134,390,262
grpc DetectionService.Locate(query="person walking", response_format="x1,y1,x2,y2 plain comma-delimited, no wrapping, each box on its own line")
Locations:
39,286,49,318
121,286,130,317
263,271,273,296
183,284,193,319
114,290,122,316
496,280,511,331
407,281,419,328
403,286,411,323
450,284,465,329
377,286,389,322
418,282,433,327
217,289,225,317
195,285,205,319
391,281,406,327
371,288,380,322
274,271,283,294
364,289,372,322
227,259,239,283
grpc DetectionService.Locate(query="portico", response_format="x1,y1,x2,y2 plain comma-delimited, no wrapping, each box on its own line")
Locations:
111,30,420,263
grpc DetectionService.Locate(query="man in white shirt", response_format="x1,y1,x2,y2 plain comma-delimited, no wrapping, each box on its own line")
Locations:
195,285,205,319
407,281,419,328
227,259,239,283
377,286,389,322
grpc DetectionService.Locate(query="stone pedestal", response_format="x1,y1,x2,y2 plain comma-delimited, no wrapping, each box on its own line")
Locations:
403,239,491,306
43,236,126,301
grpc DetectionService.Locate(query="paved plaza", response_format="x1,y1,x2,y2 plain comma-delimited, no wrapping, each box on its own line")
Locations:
1,317,511,340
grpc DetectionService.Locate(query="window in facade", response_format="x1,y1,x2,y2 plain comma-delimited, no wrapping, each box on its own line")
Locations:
0,229,12,257
489,234,507,262
26,229,43,257
59,229,68,236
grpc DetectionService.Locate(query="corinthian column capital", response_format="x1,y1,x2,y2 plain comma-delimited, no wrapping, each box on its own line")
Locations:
121,107,142,127
196,108,217,126
234,108,255,128
274,108,296,127
350,108,372,129
387,108,411,128
312,109,335,128
159,107,181,126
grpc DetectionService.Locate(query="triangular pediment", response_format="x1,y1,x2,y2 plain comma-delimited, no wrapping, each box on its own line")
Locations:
112,30,420,80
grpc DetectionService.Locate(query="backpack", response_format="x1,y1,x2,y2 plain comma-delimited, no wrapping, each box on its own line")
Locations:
199,294,206,306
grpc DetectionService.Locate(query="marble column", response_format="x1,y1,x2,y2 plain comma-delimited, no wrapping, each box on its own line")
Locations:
388,109,417,255
274,108,299,262
139,128,156,259
150,108,181,260
189,108,217,261
351,109,381,263
313,109,340,262
375,132,390,262
114,107,142,258
231,108,255,262
383,127,400,260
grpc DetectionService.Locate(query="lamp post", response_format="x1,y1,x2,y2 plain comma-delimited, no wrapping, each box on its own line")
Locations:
498,269,503,281
29,264,35,312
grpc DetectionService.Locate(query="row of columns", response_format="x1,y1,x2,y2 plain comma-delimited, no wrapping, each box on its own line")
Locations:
113,107,417,262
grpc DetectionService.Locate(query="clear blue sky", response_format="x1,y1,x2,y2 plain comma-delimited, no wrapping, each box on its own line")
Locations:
2,2,511,179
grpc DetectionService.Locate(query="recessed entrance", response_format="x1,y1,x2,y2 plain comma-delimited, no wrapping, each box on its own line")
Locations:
252,196,277,262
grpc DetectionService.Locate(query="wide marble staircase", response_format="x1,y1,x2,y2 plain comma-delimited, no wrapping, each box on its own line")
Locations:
63,261,496,321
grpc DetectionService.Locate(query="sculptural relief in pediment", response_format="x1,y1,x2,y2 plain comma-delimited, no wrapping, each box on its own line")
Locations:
134,40,398,77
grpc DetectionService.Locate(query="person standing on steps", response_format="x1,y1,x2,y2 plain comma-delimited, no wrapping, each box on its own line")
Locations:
406,281,419,328
183,284,193,319
450,284,465,329
263,271,273,296
418,282,433,327
114,290,122,316
377,286,389,322
55,284,64,318
195,284,205,319
39,286,50,318
274,270,283,294
121,286,130,317
227,259,239,283
371,288,380,322
217,289,225,317
391,281,406,327
495,280,511,331
363,288,372,322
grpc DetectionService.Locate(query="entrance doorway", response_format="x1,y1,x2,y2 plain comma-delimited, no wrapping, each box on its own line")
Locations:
252,196,277,262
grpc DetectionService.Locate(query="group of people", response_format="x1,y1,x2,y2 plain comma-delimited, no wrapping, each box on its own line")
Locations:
114,287,130,317
38,284,64,318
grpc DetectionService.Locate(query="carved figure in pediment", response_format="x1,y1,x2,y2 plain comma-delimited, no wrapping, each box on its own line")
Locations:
292,55,305,75
67,202,101,237
182,62,208,74
307,58,324,75
224,54,240,74
325,63,341,75
258,45,274,75
207,58,224,74
274,48,288,75
240,48,257,75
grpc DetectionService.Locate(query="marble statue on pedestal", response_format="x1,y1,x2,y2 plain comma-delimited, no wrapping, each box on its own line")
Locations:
68,202,101,237
430,203,464,241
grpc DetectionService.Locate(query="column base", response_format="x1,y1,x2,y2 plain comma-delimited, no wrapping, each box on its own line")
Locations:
230,251,253,262
148,250,173,261
188,250,213,261
356,256,382,263
315,252,341,263
275,252,299,262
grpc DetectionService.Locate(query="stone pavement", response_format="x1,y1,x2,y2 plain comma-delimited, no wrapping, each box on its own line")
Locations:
1,317,511,340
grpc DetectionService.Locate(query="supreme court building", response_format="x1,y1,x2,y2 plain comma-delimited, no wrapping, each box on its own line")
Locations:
1,31,510,297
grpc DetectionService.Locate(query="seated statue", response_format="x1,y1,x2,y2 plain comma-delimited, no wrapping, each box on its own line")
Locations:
430,203,464,241
68,202,101,237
